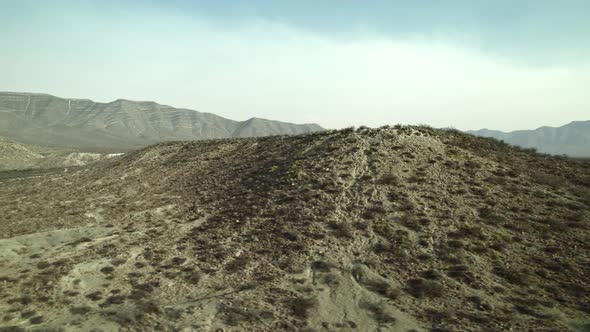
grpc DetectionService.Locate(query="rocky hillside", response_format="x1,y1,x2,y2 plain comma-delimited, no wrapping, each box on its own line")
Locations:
0,126,589,331
0,137,121,171
467,121,590,158
0,92,323,152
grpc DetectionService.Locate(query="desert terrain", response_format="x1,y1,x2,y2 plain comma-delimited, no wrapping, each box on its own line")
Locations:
0,126,589,331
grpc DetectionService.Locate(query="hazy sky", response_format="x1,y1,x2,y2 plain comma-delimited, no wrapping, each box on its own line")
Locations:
1,0,589,131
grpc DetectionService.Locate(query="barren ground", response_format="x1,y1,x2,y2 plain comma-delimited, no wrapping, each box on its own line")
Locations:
1,126,589,331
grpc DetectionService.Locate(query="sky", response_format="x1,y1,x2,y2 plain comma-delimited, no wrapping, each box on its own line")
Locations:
1,0,589,131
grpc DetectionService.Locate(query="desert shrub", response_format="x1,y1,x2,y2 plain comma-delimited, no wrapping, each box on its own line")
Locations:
184,271,202,285
171,257,187,265
329,221,354,238
493,266,530,285
450,226,486,240
447,240,465,249
531,172,563,189
536,217,570,232
321,273,339,286
280,231,299,241
363,205,387,220
570,186,590,206
401,215,430,231
362,302,396,324
379,174,399,185
68,237,92,246
29,316,44,324
401,151,416,160
20,310,36,318
340,126,356,136
0,276,17,283
311,260,336,272
129,283,153,300
164,308,183,320
374,221,396,239
289,297,318,319
364,279,401,300
373,241,393,254
447,147,461,156
447,265,476,284
85,291,102,301
0,327,25,332
407,278,444,298
8,296,32,305
354,221,369,230
470,240,489,254
478,208,506,225
225,256,250,273
69,306,92,315
37,261,51,269
397,197,415,211
465,160,482,170
111,258,127,266
485,176,506,186
133,300,160,316
407,173,427,184
102,295,126,306
421,269,443,280
489,240,507,252
100,266,115,274
221,303,258,326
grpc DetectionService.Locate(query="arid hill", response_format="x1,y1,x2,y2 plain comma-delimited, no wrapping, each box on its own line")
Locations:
0,92,323,152
0,137,120,171
0,126,589,331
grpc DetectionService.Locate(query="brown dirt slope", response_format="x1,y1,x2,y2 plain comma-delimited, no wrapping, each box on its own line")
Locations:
0,126,589,331
0,137,120,171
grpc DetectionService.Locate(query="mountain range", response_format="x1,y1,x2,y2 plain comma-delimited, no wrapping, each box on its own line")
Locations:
467,121,590,158
1,91,587,158
0,92,323,152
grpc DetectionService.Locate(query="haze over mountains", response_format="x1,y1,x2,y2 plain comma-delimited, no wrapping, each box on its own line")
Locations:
0,92,323,152
468,121,590,158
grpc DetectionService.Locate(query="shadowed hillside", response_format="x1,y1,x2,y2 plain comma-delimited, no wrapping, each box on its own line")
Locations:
0,92,323,152
0,126,588,331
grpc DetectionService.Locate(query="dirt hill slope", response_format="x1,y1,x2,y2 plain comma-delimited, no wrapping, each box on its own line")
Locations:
0,126,589,331
0,137,121,171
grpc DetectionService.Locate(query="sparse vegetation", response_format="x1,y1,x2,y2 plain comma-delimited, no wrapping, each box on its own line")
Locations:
289,297,318,319
362,302,396,324
0,126,588,331
407,278,445,298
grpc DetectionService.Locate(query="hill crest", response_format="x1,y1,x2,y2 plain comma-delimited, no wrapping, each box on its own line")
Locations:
0,126,588,331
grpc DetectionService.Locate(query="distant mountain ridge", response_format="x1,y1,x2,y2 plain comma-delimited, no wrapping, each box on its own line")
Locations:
467,120,590,157
0,92,323,152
